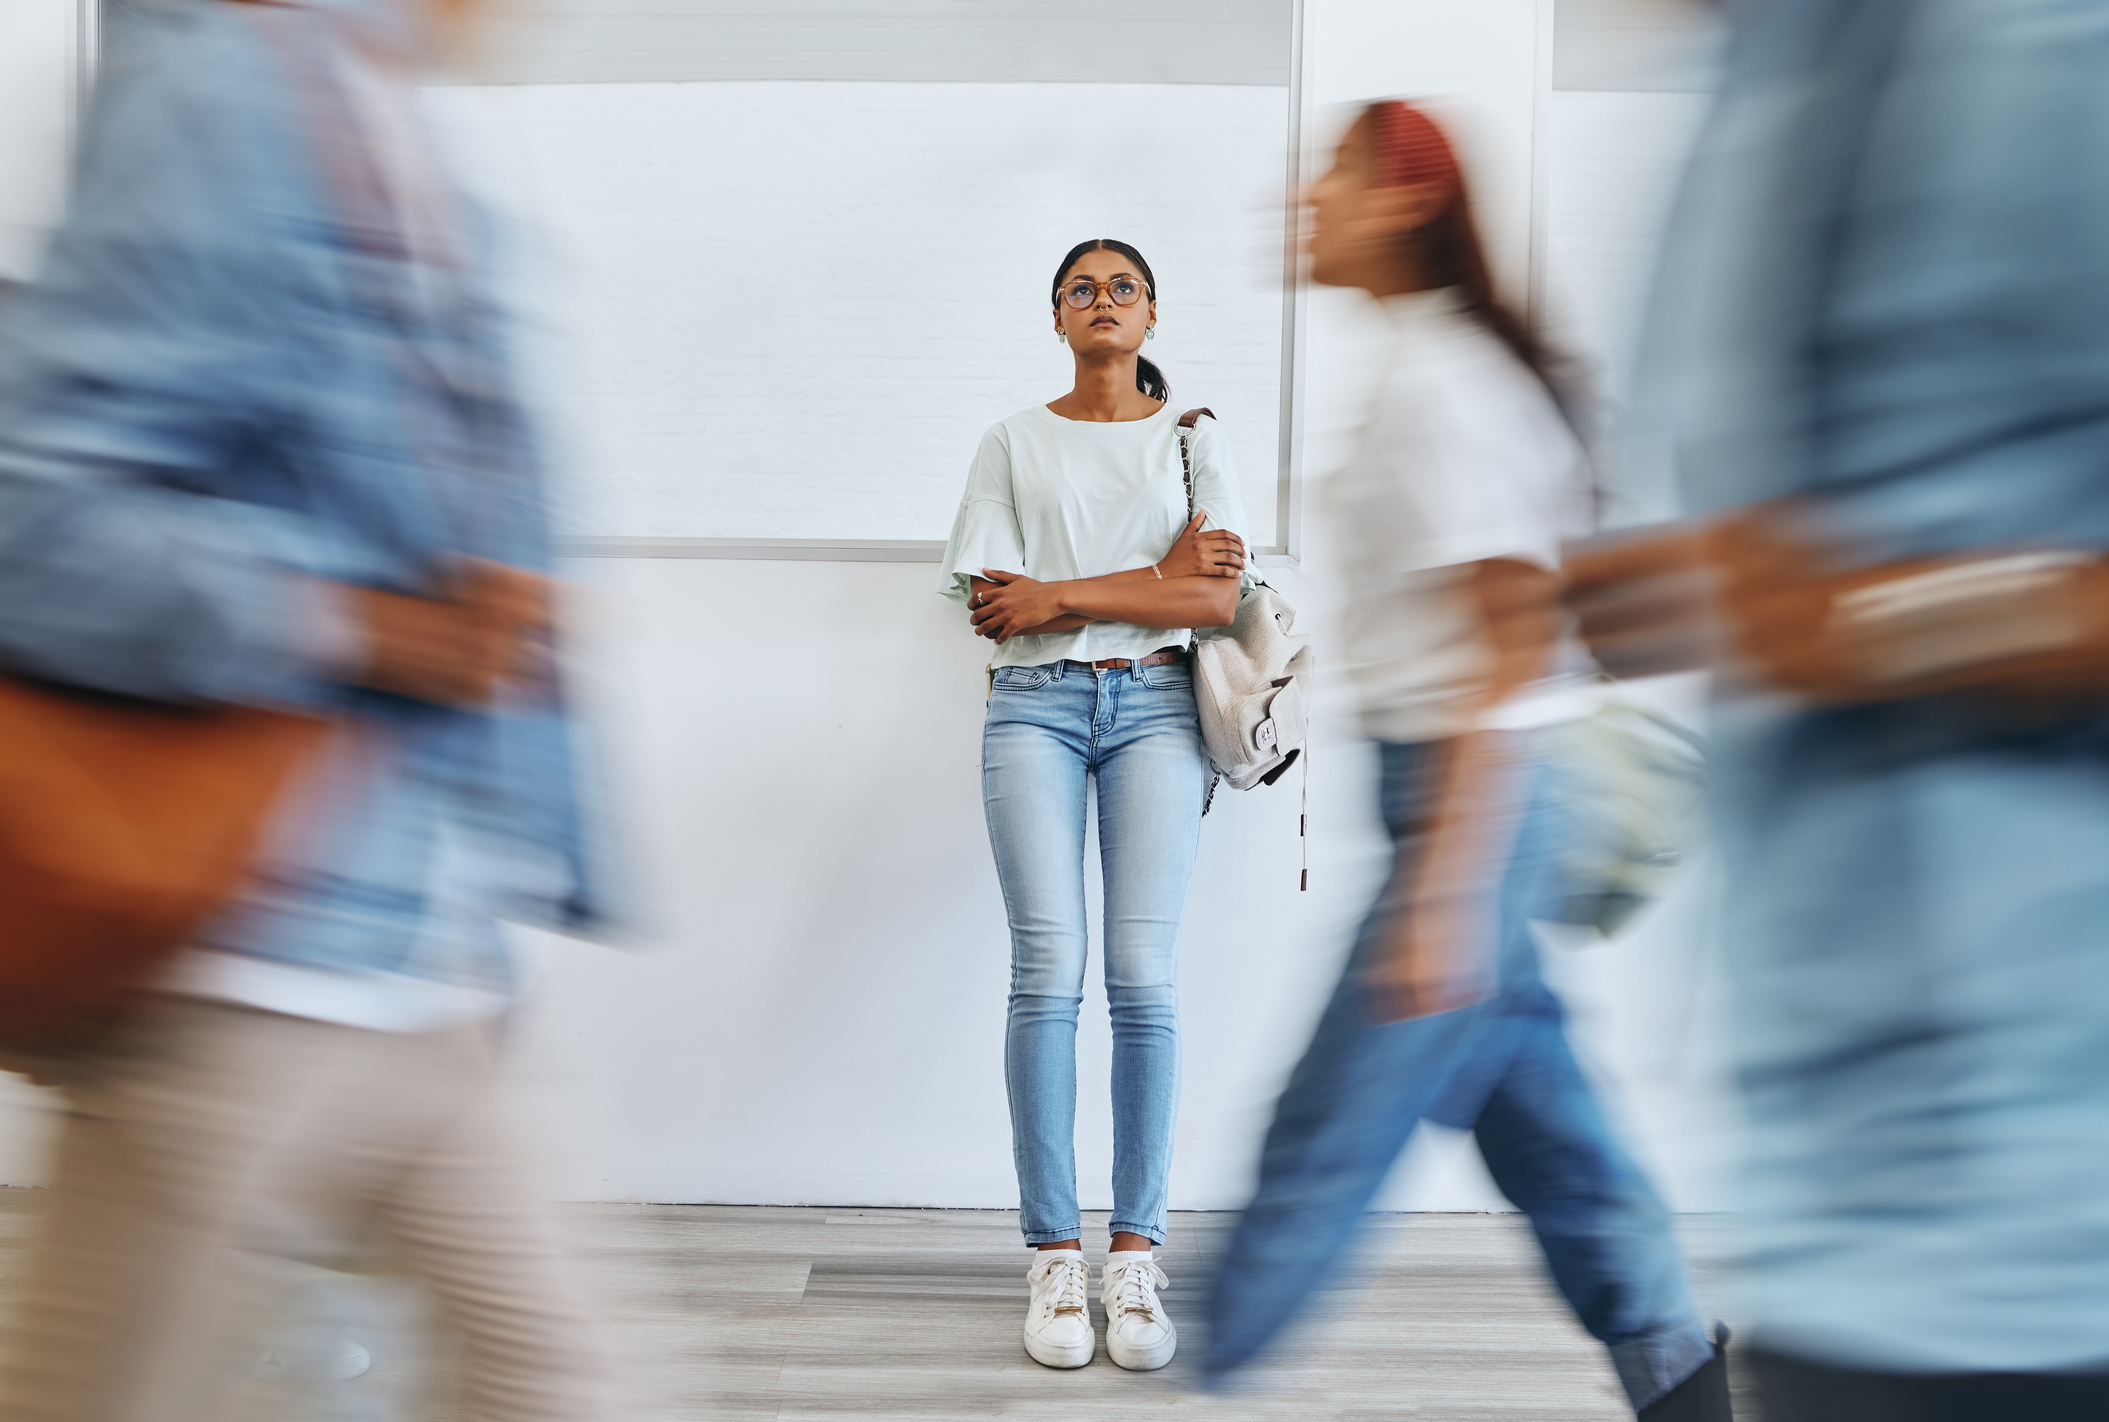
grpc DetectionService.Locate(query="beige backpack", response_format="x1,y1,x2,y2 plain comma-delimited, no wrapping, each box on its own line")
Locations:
1178,410,1315,882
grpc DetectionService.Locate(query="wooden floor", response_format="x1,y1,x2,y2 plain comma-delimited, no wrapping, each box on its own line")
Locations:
0,1194,1753,1420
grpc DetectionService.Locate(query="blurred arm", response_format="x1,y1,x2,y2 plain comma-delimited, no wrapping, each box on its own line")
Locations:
0,32,539,709
0,62,345,706
1566,511,2109,706
1365,558,1557,1024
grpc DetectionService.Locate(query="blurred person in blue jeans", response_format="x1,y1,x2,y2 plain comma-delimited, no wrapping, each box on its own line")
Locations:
1565,1,2109,1417
1198,102,1729,1421
0,1,614,1418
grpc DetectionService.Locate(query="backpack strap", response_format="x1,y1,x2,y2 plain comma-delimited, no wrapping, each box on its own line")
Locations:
1175,407,1215,516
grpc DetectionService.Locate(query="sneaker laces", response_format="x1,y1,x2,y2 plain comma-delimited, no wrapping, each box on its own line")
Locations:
1027,1253,1089,1318
1106,1258,1169,1322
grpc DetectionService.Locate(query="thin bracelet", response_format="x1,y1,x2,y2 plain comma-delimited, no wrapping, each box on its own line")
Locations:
1152,563,1163,580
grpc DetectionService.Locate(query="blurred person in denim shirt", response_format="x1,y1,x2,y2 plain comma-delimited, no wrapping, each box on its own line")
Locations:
0,1,614,1418
1567,0,2109,1416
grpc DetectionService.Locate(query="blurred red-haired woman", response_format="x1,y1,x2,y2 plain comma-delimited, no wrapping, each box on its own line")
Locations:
1199,103,1728,1422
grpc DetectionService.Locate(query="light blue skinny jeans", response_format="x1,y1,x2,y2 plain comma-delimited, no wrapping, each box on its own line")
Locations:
982,656,1211,1246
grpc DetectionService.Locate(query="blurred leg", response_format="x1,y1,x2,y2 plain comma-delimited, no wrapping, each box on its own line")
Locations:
1094,668,1209,1246
374,1029,612,1422
0,1001,283,1422
1471,1014,1712,1410
0,1000,613,1422
0,1001,440,1422
1200,895,1497,1375
1204,738,1554,1379
983,676,1093,1245
1454,750,1715,1412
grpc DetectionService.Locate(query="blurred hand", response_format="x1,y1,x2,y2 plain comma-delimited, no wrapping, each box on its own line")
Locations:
1570,509,2109,705
1563,524,1717,679
1157,513,1246,580
1705,513,1856,697
1362,876,1497,1025
971,570,1067,643
1713,517,2109,703
1362,733,1509,1025
353,559,552,706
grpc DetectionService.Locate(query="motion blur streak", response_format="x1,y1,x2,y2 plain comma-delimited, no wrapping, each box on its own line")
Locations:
1567,0,2109,1413
0,0,614,1417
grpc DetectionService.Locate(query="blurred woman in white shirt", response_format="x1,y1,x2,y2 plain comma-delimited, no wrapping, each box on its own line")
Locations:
1199,102,1729,1422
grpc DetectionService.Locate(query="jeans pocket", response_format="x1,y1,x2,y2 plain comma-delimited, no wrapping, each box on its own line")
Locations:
1141,664,1192,693
992,664,1053,692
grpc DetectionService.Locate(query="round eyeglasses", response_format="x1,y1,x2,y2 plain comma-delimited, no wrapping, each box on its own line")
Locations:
1058,276,1148,310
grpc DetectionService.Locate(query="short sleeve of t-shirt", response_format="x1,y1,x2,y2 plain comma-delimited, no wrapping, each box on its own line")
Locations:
937,424,1028,603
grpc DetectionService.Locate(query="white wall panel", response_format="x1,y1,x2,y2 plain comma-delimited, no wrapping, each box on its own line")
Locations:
0,0,80,282
432,81,1290,545
501,557,1733,1214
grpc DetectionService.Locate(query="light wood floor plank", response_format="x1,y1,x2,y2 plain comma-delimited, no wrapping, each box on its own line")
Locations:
0,1192,1752,1420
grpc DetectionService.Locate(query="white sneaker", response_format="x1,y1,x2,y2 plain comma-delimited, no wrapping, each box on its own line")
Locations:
1023,1249,1095,1368
1101,1251,1176,1371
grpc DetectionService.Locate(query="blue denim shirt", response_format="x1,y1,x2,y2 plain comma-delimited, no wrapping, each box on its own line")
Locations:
1641,0,2109,1374
0,0,606,991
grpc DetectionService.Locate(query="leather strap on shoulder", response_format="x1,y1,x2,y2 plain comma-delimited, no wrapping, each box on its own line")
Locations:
1175,407,1214,514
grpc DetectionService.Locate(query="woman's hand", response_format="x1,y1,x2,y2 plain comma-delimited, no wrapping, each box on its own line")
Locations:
1361,732,1515,1025
971,570,1072,643
1156,512,1247,581
1564,525,1716,679
354,559,552,706
1362,873,1498,1025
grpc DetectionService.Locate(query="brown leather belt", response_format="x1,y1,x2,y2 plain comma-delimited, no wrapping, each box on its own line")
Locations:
1064,646,1188,672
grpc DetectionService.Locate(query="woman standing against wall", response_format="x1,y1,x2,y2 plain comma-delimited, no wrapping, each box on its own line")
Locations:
1200,105,1731,1421
939,240,1249,1372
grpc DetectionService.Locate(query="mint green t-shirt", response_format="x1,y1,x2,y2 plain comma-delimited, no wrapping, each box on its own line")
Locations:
937,402,1251,669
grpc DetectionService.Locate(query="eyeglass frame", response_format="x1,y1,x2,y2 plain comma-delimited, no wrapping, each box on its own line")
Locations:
1054,275,1153,310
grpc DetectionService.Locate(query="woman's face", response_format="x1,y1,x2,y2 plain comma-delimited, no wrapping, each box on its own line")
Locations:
1053,251,1156,358
1305,113,1446,291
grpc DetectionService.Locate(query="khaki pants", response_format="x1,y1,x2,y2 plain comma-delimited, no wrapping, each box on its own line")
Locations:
0,997,611,1422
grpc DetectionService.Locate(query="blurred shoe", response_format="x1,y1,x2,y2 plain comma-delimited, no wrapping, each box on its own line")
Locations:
1638,1324,1732,1421
1023,1250,1094,1368
255,1339,369,1381
328,1341,372,1382
1101,1251,1176,1371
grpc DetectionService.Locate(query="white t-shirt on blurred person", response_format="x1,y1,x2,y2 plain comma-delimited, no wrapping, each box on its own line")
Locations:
1324,287,1597,744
